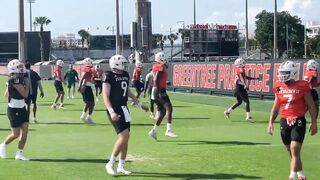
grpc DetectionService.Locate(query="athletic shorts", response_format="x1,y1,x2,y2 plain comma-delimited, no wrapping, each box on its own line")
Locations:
67,81,76,89
155,89,172,111
280,117,306,145
311,89,319,101
7,107,29,128
81,86,94,102
25,93,37,105
106,106,131,134
95,80,102,89
234,84,249,102
132,80,144,92
54,80,64,93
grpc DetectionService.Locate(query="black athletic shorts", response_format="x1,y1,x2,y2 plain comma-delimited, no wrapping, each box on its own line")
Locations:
7,107,29,128
95,80,102,90
280,117,306,145
106,106,130,134
67,81,76,89
133,80,144,92
311,89,319,101
54,80,64,93
25,93,37,105
156,89,172,111
234,84,249,102
81,86,94,102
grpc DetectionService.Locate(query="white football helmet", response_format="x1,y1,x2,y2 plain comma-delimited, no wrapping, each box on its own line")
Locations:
234,58,245,67
278,60,297,82
83,57,93,66
109,55,128,71
306,59,318,70
95,64,101,70
7,59,26,74
56,60,64,67
136,62,143,68
155,52,166,64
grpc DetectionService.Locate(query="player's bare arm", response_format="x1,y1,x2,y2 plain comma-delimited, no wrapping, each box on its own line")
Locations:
304,91,318,136
128,89,149,112
102,82,120,122
268,96,280,135
78,72,89,92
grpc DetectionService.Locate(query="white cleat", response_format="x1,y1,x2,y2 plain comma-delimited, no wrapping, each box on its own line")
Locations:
0,145,6,159
105,163,116,175
59,104,65,109
246,116,254,123
148,129,157,140
224,111,230,119
117,168,132,175
80,114,88,123
165,130,177,138
149,113,155,119
33,118,38,124
71,96,75,99
67,96,70,99
96,98,99,102
85,116,95,124
51,104,57,110
15,152,30,161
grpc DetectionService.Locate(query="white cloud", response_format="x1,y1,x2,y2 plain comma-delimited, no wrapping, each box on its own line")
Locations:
281,0,312,12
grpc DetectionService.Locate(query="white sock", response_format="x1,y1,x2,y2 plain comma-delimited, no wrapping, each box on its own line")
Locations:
153,125,158,131
166,123,172,131
118,159,125,169
0,143,6,147
108,154,116,165
297,171,305,178
246,112,251,118
227,107,233,113
81,111,87,117
17,149,23,154
289,171,296,178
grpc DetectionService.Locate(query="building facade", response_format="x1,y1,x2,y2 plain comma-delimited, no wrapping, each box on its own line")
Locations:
306,21,320,38
52,33,86,48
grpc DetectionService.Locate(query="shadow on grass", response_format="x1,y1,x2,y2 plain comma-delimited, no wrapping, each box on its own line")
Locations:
0,128,36,131
32,158,132,164
173,117,210,120
0,113,7,116
131,172,262,179
157,140,271,146
231,120,279,124
38,122,108,126
37,103,75,106
172,105,193,108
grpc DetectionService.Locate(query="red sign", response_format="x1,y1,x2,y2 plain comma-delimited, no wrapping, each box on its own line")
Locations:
215,24,238,30
190,24,209,30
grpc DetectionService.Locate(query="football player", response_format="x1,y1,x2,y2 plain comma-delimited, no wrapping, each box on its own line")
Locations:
103,55,148,175
132,62,144,99
51,60,65,109
64,64,79,99
268,60,318,180
143,68,155,118
304,59,319,118
93,64,103,102
148,52,177,140
224,58,259,122
0,60,30,160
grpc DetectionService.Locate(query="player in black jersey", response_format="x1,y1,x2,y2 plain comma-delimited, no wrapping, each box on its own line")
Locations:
0,60,30,161
102,55,148,175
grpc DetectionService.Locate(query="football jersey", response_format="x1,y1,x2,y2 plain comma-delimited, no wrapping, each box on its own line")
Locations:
54,67,62,81
152,63,168,89
82,66,94,83
7,77,25,100
273,80,310,119
65,69,78,82
94,68,104,80
304,69,318,89
104,71,129,107
132,67,141,81
234,66,246,86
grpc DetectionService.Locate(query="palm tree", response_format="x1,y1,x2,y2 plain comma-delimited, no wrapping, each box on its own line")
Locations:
78,29,91,58
167,33,179,60
33,16,51,62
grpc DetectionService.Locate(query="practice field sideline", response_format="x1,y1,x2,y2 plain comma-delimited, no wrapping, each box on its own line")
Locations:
0,76,319,180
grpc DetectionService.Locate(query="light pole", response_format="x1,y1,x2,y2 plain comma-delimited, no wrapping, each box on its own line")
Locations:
245,0,249,57
193,0,196,25
26,0,35,32
116,0,121,55
19,0,26,62
274,0,278,59
121,0,124,55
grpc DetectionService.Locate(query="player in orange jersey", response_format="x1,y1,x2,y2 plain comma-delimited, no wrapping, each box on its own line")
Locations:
268,60,318,180
304,59,319,118
132,62,144,99
148,52,176,140
224,58,259,122
51,60,65,110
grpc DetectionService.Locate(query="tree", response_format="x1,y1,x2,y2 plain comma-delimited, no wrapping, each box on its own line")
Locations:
33,16,51,62
255,10,304,58
167,33,179,59
78,29,91,58
307,34,320,58
152,34,167,50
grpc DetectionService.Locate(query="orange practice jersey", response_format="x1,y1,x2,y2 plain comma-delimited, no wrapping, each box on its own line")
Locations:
273,80,310,119
234,66,246,86
82,66,94,82
94,68,104,80
304,69,318,89
132,67,141,81
152,63,168,89
54,67,62,81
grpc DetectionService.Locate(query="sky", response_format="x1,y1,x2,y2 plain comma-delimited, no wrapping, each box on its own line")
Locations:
0,0,319,38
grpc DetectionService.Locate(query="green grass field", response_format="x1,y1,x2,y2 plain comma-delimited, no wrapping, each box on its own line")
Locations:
0,75,319,180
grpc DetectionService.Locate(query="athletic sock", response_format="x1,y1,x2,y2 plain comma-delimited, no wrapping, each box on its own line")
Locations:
227,107,233,113
166,123,172,131
0,143,6,147
109,154,116,165
289,171,296,179
297,171,305,178
81,111,87,117
17,149,23,154
153,125,158,131
246,112,252,118
118,159,125,169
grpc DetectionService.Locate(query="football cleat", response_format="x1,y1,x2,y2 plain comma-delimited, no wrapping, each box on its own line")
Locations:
33,118,38,124
149,113,155,119
246,116,254,123
59,104,65,109
117,167,132,175
298,176,307,180
224,111,230,119
85,116,95,124
80,114,87,123
148,129,157,140
15,152,29,161
105,163,115,175
51,104,57,110
0,144,6,159
165,130,177,138
72,96,75,99
67,96,70,99
288,178,294,180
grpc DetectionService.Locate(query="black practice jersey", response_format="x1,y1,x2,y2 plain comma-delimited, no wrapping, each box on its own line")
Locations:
104,71,129,107
7,77,25,100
